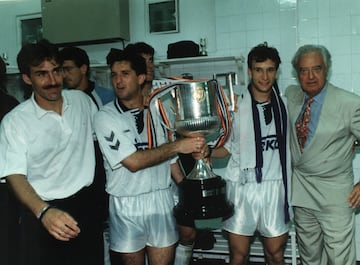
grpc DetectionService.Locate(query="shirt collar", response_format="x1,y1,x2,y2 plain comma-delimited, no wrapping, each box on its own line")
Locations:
305,82,328,104
31,91,67,118
114,97,147,114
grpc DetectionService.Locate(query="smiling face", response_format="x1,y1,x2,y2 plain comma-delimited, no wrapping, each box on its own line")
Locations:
22,59,63,108
111,60,146,107
297,51,327,97
248,58,278,102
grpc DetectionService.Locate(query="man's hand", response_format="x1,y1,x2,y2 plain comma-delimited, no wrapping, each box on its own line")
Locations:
176,136,206,154
192,144,211,161
41,207,80,241
348,182,360,208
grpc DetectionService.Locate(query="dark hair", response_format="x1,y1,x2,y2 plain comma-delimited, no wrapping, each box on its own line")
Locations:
247,42,281,69
124,42,155,56
17,39,62,76
106,48,123,66
110,50,147,76
60,46,90,76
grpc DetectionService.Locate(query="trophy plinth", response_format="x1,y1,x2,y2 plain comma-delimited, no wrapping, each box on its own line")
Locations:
174,160,233,224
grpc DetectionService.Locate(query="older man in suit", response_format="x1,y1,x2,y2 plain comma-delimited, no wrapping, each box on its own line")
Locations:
285,44,360,265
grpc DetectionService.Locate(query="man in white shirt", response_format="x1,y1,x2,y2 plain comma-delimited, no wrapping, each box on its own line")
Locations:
0,39,103,265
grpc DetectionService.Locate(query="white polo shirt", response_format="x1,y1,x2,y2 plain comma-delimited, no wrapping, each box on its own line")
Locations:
0,89,97,201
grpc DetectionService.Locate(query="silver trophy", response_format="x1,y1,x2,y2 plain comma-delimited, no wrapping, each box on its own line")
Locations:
152,79,233,227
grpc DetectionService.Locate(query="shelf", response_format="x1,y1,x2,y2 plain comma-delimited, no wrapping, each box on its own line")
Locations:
155,55,244,67
155,55,246,88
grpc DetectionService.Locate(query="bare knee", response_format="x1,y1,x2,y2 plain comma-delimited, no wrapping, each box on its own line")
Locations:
264,249,284,265
178,225,196,245
230,251,248,265
263,234,287,265
147,245,175,265
110,249,146,265
228,234,251,265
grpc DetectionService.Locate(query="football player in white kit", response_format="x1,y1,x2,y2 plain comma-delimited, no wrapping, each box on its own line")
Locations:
207,43,291,265
94,50,206,265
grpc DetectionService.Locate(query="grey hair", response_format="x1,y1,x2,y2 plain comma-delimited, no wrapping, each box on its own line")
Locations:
291,44,332,74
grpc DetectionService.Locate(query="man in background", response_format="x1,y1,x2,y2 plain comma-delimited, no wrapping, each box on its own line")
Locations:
60,46,114,265
124,42,155,105
0,57,19,117
0,57,20,265
60,46,114,107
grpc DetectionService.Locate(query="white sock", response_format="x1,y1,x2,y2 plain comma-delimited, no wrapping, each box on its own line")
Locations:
174,243,194,265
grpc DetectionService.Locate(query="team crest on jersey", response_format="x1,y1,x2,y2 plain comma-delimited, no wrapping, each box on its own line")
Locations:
104,131,120,150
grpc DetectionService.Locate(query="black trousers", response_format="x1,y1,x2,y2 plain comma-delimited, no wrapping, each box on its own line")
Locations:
0,183,20,265
15,184,104,265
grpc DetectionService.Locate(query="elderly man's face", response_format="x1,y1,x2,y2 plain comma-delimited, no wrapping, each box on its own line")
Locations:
297,51,327,97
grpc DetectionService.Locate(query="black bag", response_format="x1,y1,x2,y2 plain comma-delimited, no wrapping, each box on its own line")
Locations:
167,40,200,59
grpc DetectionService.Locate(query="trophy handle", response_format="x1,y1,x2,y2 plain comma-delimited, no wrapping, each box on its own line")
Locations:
156,97,177,133
148,82,180,143
215,72,237,112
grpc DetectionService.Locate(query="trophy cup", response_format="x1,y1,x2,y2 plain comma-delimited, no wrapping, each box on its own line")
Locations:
199,38,207,56
150,78,233,228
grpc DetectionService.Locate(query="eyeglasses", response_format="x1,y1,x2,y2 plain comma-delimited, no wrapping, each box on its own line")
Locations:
62,66,76,73
298,66,323,76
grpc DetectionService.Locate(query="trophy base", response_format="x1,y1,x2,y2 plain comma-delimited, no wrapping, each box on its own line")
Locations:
174,176,234,228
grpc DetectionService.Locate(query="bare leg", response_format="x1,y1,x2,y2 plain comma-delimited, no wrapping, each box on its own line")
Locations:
178,225,196,245
174,225,196,265
110,249,146,265
262,233,288,265
147,244,176,265
228,233,251,265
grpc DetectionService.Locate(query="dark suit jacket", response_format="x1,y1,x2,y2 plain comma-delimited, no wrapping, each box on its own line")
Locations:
0,89,19,122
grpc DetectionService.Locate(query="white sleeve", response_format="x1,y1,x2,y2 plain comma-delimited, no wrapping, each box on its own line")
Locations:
94,111,137,170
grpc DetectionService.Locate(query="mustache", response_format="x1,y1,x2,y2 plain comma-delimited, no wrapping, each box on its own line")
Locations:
44,84,61,90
